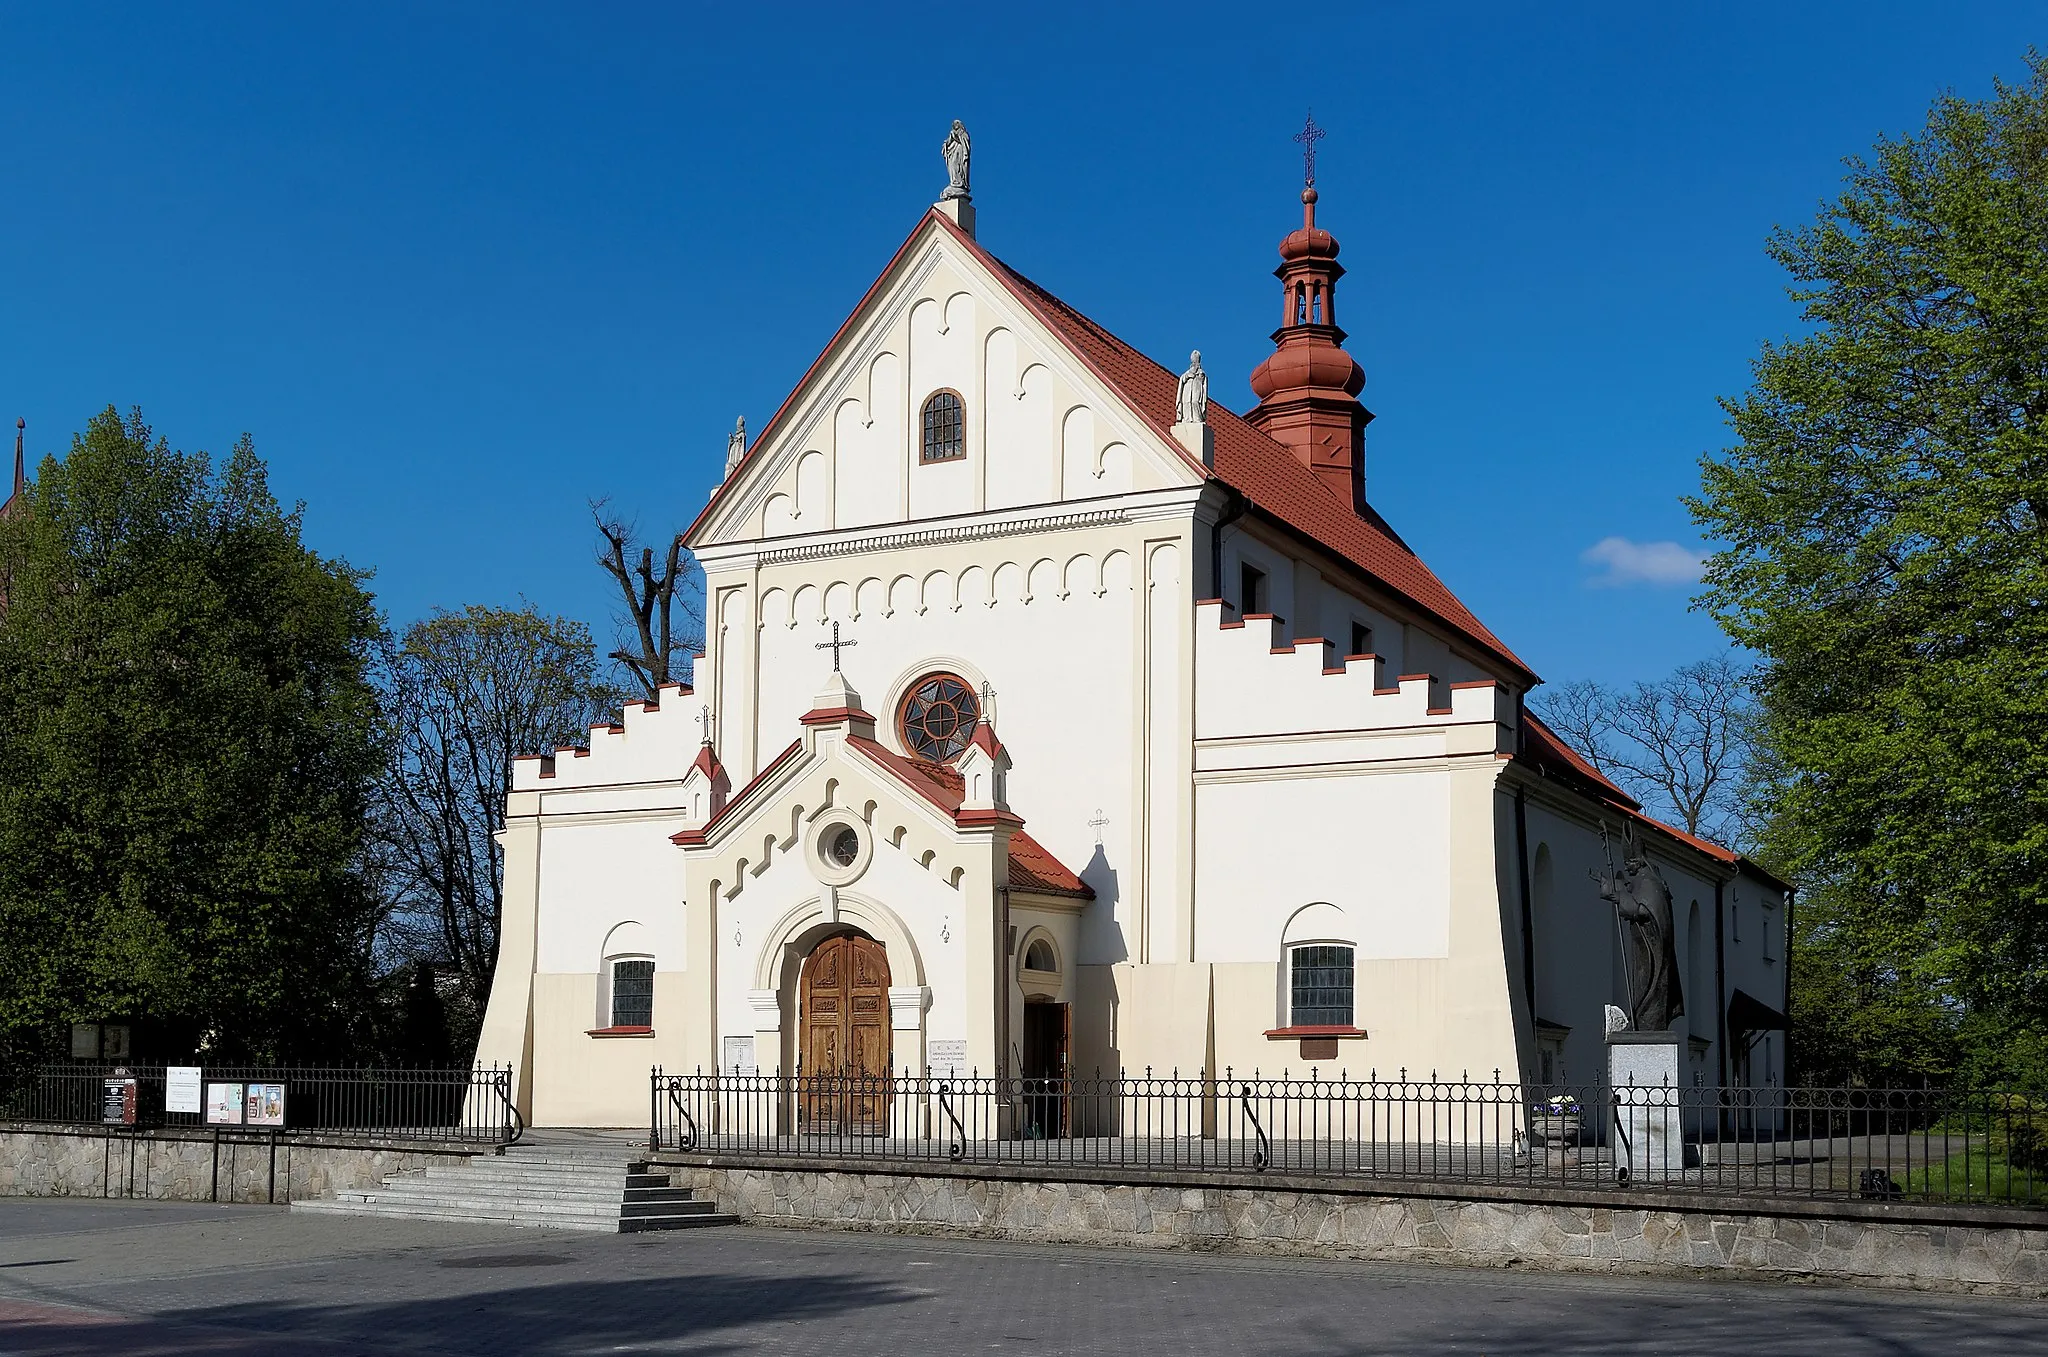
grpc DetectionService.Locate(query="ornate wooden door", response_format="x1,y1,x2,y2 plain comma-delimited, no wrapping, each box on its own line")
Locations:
800,934,891,1132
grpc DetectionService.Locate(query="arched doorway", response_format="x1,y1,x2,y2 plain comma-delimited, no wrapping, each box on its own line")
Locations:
800,932,891,1132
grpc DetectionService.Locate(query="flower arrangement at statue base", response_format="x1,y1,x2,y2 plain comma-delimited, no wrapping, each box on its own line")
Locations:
1531,1093,1582,1145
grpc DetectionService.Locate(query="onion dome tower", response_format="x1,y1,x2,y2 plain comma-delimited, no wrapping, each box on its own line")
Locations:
1246,118,1374,513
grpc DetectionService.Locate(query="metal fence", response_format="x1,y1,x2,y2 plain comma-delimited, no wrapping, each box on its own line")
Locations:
650,1068,2048,1208
2,1063,522,1146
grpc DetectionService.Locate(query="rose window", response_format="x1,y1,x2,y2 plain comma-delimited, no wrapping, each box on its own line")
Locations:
898,673,980,763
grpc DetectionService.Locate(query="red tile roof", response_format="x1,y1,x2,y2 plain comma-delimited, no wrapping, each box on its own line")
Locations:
847,735,1092,898
1517,714,1789,891
973,231,1534,685
687,208,1533,684
1004,831,1094,898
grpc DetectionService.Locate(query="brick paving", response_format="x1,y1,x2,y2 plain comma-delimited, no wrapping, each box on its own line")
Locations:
0,1198,2040,1355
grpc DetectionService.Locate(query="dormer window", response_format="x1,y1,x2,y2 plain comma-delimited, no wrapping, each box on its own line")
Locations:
921,391,965,463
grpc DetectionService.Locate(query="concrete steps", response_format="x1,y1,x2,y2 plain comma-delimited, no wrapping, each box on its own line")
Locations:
290,1143,736,1233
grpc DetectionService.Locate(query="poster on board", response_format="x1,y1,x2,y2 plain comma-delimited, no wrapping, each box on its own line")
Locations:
244,1082,286,1127
101,1076,138,1126
165,1066,203,1115
205,1082,245,1125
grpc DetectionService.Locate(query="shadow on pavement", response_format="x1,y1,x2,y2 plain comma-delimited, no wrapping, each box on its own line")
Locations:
0,1269,917,1356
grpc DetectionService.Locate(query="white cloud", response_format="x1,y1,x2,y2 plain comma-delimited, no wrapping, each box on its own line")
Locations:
1580,537,1703,588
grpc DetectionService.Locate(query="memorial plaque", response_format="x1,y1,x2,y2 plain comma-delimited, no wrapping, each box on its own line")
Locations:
165,1066,203,1115
927,1039,970,1076
101,1076,138,1126
244,1082,286,1127
722,1035,756,1075
206,1082,245,1125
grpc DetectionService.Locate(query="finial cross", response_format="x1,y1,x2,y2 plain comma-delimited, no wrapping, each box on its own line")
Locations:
1293,111,1326,187
697,705,714,745
1088,808,1110,845
816,620,856,672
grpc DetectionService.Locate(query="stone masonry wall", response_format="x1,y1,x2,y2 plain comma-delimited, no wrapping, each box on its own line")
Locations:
0,1124,477,1204
666,1161,2048,1298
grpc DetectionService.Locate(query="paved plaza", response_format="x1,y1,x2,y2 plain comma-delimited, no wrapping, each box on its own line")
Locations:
0,1198,2041,1355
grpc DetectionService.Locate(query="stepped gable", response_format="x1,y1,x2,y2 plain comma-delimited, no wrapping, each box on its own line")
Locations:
984,246,1531,686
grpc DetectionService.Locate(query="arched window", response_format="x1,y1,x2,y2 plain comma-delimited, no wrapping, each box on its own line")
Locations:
608,958,654,1029
1024,938,1057,973
898,671,979,762
1288,944,1355,1027
920,390,965,463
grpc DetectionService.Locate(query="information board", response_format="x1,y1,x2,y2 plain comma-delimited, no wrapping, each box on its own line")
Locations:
244,1082,286,1127
101,1076,137,1126
205,1082,245,1125
722,1035,757,1075
165,1066,203,1115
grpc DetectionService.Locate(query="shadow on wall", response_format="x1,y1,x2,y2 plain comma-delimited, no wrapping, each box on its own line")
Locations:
1079,841,1125,965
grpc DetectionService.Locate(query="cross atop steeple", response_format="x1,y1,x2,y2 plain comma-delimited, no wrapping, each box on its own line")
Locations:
815,620,857,672
1293,111,1326,188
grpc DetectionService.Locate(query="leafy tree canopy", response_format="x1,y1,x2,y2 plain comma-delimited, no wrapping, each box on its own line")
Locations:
0,407,384,1065
1689,55,2048,1084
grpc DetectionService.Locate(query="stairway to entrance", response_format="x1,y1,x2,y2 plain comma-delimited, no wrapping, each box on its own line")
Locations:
291,1139,735,1233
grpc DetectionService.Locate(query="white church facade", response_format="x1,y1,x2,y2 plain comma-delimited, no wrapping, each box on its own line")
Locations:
473,130,1789,1129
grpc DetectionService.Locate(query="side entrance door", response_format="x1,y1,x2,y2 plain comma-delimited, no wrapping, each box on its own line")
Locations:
800,933,892,1133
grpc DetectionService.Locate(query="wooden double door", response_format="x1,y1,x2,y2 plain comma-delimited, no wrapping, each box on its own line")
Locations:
800,933,891,1132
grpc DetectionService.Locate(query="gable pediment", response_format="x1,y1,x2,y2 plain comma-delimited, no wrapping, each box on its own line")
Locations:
690,213,1205,550
677,734,985,906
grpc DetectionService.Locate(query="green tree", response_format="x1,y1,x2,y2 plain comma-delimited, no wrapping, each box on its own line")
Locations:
0,407,385,1067
373,605,616,1053
1689,55,2048,1085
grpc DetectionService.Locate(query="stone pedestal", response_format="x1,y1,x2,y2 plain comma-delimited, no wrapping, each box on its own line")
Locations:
1172,419,1215,467
1606,1031,1682,1183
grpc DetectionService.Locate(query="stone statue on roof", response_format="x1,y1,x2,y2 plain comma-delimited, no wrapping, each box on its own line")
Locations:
942,121,971,200
724,416,746,478
1176,351,1208,426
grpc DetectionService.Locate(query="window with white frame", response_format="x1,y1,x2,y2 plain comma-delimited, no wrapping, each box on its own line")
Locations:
609,958,655,1029
1288,944,1355,1028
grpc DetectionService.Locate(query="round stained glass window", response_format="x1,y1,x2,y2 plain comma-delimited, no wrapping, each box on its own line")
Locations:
898,673,980,763
828,826,860,867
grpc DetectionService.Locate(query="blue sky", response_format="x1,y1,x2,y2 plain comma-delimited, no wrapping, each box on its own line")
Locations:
1,5,2037,689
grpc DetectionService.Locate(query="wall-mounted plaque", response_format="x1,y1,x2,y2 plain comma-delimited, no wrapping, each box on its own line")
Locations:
722,1035,756,1075
927,1039,970,1076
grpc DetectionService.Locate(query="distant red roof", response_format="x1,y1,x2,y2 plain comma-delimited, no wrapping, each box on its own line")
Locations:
1517,713,1788,891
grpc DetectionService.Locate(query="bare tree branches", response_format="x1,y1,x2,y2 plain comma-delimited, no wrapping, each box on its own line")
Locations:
372,606,619,1041
1531,656,1760,847
593,502,704,703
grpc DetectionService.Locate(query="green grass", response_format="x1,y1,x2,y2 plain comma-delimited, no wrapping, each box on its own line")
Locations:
1902,1146,2048,1205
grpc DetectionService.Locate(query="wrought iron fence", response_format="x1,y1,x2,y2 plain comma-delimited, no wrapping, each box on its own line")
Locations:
2,1063,522,1146
650,1067,2047,1208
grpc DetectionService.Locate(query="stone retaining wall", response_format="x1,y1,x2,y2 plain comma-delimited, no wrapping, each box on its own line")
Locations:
660,1156,2048,1298
0,1123,480,1204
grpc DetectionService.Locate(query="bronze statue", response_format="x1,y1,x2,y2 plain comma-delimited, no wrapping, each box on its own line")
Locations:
1592,824,1685,1032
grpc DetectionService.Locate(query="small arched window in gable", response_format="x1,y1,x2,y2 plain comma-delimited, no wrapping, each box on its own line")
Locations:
1024,938,1057,973
921,390,965,463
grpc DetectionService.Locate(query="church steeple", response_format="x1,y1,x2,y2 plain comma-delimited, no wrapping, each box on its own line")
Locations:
1246,118,1374,512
